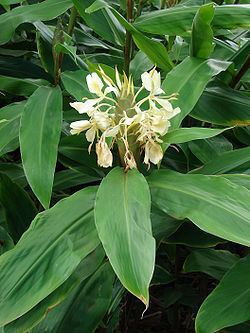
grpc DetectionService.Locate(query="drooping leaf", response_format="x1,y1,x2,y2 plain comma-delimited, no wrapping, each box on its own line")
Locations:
191,147,250,174
20,86,62,209
196,255,250,333
0,187,99,326
183,249,239,280
4,246,105,333
0,0,72,45
190,4,215,59
0,226,14,255
162,56,230,130
148,170,250,247
0,101,25,156
134,5,250,37
95,167,155,306
0,173,37,242
33,262,115,333
191,84,250,126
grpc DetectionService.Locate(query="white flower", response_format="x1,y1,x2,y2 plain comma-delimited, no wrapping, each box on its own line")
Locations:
70,120,91,135
86,72,104,96
92,111,111,131
96,138,113,168
70,100,99,115
151,112,171,136
144,141,163,165
141,68,164,96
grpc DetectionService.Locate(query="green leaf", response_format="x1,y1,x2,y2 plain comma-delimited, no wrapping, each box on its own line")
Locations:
61,70,92,101
95,167,155,306
0,75,49,96
0,0,72,46
134,5,250,37
184,249,239,280
166,222,225,248
0,163,27,188
190,4,215,59
0,174,37,242
195,255,250,333
4,246,105,333
162,57,230,130
34,262,114,333
191,147,250,174
0,101,24,156
220,174,250,191
73,0,125,46
191,84,250,126
148,170,250,247
163,127,230,145
0,187,99,326
0,226,14,255
20,86,62,209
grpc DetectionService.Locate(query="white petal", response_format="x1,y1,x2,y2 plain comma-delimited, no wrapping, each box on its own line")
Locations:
144,141,163,165
70,100,98,114
85,126,96,142
86,72,104,96
141,72,152,92
104,125,120,137
70,120,91,135
93,111,111,131
96,139,113,168
155,98,173,111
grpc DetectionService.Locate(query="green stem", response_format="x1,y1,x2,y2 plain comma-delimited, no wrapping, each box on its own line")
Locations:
67,6,78,36
124,0,134,76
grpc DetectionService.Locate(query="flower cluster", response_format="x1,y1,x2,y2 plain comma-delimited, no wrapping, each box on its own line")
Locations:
70,67,180,169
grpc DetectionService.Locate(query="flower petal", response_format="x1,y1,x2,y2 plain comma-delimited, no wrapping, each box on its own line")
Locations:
70,120,91,135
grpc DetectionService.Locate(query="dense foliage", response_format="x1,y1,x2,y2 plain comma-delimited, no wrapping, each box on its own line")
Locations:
0,0,249,332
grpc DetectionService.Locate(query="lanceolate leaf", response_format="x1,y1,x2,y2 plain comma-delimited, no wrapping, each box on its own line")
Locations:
134,5,250,37
162,56,230,130
163,127,230,145
148,170,250,247
20,86,62,209
0,0,72,45
190,4,215,59
0,187,99,326
0,101,25,156
0,174,37,242
33,262,115,333
195,255,250,333
61,70,92,101
4,246,105,333
191,84,250,126
95,167,155,306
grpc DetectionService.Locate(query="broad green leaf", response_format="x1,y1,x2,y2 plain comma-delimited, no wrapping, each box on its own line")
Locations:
0,75,49,96
53,169,100,192
163,127,230,145
191,84,250,126
196,255,250,333
0,163,27,188
61,70,92,101
188,135,233,164
191,147,250,174
151,265,174,286
33,262,114,333
166,222,224,248
73,0,125,46
0,174,37,242
184,249,239,280
4,246,105,333
95,167,155,306
162,57,230,130
0,101,24,156
20,86,62,209
134,5,250,36
220,174,250,191
0,226,14,255
0,0,72,45
148,170,250,247
190,4,215,59
0,187,99,326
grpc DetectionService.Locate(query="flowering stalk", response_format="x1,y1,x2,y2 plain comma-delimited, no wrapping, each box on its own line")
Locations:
69,67,181,171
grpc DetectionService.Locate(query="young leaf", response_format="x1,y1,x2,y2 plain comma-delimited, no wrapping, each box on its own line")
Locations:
195,255,250,333
0,187,99,327
95,167,155,307
190,4,215,59
148,170,250,247
20,86,62,209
